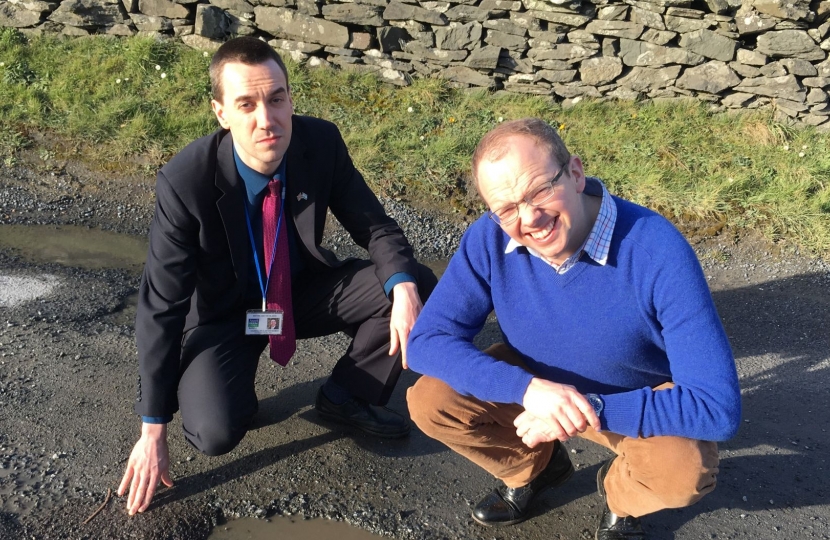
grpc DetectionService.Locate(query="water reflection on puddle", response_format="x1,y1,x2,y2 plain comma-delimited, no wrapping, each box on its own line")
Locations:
209,516,383,540
0,224,454,278
0,224,147,270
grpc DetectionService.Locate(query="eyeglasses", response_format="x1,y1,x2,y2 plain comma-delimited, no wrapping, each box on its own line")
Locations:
487,164,568,226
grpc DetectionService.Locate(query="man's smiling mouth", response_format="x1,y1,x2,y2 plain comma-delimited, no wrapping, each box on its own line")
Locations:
528,217,557,241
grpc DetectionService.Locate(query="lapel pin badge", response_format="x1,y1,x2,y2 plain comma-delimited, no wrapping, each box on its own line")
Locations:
297,192,308,202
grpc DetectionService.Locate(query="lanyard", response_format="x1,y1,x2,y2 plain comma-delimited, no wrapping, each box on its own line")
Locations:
243,180,286,312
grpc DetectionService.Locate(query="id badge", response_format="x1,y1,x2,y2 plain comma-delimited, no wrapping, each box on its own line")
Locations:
245,310,284,335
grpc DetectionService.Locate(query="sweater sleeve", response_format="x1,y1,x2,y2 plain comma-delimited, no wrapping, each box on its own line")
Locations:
407,220,535,403
600,223,742,441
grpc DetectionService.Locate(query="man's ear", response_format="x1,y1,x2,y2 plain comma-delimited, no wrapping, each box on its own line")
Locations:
211,99,230,129
570,155,587,193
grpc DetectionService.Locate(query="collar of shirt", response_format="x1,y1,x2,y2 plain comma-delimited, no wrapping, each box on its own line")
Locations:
232,146,286,207
504,176,617,274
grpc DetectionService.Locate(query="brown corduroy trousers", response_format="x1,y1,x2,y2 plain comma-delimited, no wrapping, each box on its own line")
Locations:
407,343,720,518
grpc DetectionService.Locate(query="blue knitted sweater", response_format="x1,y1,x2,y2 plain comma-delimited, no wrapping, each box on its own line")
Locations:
408,196,741,442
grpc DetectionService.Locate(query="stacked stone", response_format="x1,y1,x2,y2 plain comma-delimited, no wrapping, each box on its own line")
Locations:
0,0,200,38
2,0,829,125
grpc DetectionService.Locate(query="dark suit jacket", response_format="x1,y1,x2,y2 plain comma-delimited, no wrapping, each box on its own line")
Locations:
134,115,419,418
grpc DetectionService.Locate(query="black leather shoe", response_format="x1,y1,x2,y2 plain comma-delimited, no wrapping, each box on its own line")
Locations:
596,459,647,539
315,389,410,439
472,442,574,527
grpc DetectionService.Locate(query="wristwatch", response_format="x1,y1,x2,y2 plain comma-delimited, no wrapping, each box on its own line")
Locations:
586,393,604,417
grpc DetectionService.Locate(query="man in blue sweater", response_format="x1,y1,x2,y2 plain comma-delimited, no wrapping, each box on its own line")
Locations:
406,118,741,539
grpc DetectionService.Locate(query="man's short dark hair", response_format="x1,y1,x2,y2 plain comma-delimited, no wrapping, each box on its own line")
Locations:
471,118,571,188
209,37,289,103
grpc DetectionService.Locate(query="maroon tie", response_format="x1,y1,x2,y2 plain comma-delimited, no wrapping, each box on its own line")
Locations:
262,177,296,365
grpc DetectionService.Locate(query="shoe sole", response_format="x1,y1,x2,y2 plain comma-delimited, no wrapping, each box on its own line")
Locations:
315,408,411,439
471,463,575,527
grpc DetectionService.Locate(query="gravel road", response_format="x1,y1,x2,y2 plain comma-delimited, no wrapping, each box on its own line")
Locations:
0,155,828,540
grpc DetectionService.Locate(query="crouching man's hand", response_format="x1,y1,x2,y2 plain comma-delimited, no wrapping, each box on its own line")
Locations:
118,422,173,515
389,281,423,370
518,377,600,446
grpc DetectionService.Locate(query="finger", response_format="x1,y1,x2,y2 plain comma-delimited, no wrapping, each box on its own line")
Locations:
132,472,150,514
564,405,589,434
551,425,570,442
118,465,134,497
514,416,535,437
575,396,601,431
544,413,575,439
139,472,159,513
161,470,174,488
523,430,554,448
400,333,409,370
558,415,580,438
388,325,400,356
513,411,532,428
130,470,150,515
127,469,141,514
516,415,552,441
556,432,574,443
522,433,540,448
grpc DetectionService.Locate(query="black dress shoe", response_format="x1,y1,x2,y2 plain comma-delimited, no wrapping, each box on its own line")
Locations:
315,389,410,439
596,459,647,539
472,442,574,527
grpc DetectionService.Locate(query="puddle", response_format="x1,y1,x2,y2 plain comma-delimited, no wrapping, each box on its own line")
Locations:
0,224,147,271
0,224,453,278
208,516,383,540
0,222,450,318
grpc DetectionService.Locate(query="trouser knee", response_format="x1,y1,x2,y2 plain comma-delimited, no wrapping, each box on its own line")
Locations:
659,441,719,508
407,375,460,439
184,421,248,457
620,436,719,511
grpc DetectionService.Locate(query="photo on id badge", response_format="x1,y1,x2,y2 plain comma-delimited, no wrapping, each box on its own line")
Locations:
246,310,284,335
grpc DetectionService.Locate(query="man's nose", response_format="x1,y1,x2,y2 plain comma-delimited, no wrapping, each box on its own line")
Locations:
518,201,543,224
256,103,274,129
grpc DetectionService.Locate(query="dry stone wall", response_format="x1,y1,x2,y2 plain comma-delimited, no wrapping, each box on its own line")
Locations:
2,0,830,124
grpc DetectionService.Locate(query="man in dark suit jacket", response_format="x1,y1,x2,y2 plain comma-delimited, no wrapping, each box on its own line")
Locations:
118,37,436,515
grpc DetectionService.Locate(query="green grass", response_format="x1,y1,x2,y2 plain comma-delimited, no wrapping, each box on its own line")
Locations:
2,28,830,257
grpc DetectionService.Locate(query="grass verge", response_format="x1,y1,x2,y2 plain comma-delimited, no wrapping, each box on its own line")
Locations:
2,28,830,257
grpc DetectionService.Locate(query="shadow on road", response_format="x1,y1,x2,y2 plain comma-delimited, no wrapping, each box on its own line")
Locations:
152,432,343,510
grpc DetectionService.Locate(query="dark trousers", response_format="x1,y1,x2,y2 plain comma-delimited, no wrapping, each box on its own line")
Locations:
177,260,437,456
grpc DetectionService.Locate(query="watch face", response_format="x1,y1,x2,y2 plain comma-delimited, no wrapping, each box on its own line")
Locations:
587,393,604,416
